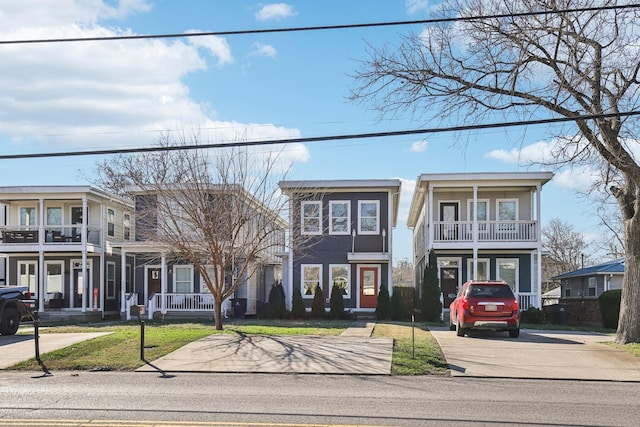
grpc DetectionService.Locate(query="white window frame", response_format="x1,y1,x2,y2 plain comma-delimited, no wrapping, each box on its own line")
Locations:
329,264,351,299
358,200,380,235
497,258,519,292
173,265,194,293
301,264,322,299
301,201,322,235
45,260,65,296
17,261,38,296
329,201,350,235
107,208,115,237
496,199,518,232
20,206,37,228
467,199,489,233
123,213,131,240
106,261,116,299
201,265,215,293
467,258,490,281
588,276,597,297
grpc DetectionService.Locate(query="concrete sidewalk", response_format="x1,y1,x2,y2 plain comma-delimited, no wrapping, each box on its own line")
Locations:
136,321,394,375
0,332,111,369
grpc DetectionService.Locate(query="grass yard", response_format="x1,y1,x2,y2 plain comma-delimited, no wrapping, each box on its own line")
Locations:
11,319,447,374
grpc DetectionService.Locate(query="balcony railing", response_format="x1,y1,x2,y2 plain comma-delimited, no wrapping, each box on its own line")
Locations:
0,225,101,246
433,221,537,243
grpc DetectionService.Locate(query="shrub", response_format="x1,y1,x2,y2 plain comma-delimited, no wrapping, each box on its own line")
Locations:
520,306,545,324
291,286,306,319
421,250,442,321
329,284,345,319
599,289,622,329
311,285,326,318
267,281,287,319
376,284,391,320
391,286,414,321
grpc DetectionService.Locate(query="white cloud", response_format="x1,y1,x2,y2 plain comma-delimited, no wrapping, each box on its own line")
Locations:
406,0,429,15
410,139,427,152
0,1,304,163
552,166,600,192
255,3,297,21
484,140,556,164
251,42,277,59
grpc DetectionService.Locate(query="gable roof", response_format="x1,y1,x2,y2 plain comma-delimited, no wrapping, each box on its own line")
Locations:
551,258,625,280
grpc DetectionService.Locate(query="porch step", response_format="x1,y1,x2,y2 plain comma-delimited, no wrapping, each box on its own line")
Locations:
353,311,376,321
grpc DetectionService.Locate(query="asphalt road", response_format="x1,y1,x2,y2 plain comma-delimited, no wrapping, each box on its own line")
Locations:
1,372,640,426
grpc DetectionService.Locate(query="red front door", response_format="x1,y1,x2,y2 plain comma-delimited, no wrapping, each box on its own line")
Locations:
360,267,379,308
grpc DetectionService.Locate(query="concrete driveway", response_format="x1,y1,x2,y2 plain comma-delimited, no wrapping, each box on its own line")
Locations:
429,326,640,381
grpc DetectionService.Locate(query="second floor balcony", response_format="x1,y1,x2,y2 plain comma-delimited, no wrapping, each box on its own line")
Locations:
432,220,538,244
0,224,102,247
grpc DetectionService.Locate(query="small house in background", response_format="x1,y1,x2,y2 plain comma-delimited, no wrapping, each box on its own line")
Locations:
278,179,401,315
552,258,624,325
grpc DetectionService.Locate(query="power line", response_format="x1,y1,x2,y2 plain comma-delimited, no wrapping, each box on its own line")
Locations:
1,4,639,45
1,111,637,160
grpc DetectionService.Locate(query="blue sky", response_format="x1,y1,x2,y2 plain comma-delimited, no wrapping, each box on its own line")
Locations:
0,1,608,262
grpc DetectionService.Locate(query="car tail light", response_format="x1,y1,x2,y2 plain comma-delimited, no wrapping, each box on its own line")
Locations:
462,297,470,310
513,299,519,312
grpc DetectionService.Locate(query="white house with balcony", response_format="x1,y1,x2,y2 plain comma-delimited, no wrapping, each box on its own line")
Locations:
407,172,554,313
0,186,135,319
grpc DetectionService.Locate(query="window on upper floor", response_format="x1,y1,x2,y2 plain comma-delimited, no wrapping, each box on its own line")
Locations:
329,201,350,235
358,200,379,235
20,207,36,228
467,199,489,233
497,199,518,231
301,201,322,235
123,213,131,240
107,208,115,237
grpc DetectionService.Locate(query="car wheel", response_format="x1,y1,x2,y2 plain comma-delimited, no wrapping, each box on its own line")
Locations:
449,314,456,331
455,316,465,337
509,327,520,338
0,307,20,336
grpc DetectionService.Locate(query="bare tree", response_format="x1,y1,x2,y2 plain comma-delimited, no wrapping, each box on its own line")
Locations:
392,258,414,287
542,218,591,279
94,133,290,330
351,0,640,344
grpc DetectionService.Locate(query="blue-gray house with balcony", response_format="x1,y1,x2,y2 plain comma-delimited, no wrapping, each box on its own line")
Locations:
278,179,401,313
407,172,554,313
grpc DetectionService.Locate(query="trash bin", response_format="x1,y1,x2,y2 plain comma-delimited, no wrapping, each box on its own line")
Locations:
555,304,570,325
232,298,247,319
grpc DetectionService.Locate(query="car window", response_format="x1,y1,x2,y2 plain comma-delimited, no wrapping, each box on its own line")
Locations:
467,284,514,298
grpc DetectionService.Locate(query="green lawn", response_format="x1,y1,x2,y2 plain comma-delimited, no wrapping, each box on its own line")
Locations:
11,319,446,375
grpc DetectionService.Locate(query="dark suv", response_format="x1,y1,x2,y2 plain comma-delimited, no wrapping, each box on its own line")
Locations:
0,286,32,336
449,281,520,338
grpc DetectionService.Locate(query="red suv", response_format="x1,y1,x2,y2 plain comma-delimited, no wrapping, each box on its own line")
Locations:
449,281,520,338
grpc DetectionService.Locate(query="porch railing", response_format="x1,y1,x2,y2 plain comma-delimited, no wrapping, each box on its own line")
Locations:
0,224,101,245
433,221,537,243
146,293,215,319
518,293,536,311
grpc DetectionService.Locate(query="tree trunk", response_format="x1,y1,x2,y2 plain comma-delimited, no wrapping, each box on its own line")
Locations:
214,297,224,331
615,214,640,344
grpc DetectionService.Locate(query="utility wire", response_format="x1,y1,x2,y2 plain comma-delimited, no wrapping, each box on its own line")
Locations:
0,4,639,44
1,111,637,160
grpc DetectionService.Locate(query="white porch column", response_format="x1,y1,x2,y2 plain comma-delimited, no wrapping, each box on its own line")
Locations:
120,250,126,314
99,252,104,316
81,251,87,312
536,184,543,307
427,185,433,250
472,185,478,280
161,254,167,314
38,252,44,313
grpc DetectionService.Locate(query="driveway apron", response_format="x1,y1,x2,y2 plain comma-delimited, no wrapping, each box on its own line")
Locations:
429,326,640,381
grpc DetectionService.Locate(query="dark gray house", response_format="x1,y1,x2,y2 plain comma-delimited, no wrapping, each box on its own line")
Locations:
278,179,401,313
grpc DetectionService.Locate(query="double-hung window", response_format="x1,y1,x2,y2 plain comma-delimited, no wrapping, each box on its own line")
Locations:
330,264,350,298
497,259,518,292
301,201,322,235
123,213,131,240
497,199,517,232
358,200,379,234
302,264,322,297
329,201,350,235
107,262,116,299
468,199,488,234
174,266,193,293
107,208,115,237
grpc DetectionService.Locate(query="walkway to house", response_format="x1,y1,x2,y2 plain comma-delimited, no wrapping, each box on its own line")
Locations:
136,321,394,375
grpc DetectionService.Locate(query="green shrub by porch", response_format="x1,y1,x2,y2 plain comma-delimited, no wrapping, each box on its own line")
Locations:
391,286,414,321
421,250,442,322
376,284,391,320
330,284,345,319
311,285,326,318
267,281,287,319
599,289,622,329
520,306,544,324
291,286,306,319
